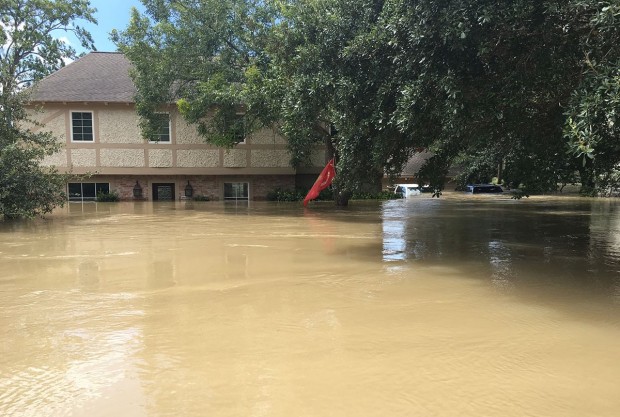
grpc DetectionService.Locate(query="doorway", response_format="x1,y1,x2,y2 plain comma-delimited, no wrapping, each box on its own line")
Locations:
152,183,175,201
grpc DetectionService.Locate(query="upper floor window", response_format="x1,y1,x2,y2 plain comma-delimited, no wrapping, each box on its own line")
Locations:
233,113,246,144
71,111,94,142
150,113,171,143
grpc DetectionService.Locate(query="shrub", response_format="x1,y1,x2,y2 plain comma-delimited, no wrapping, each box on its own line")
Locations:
96,190,120,202
192,195,210,201
351,190,401,200
266,188,305,201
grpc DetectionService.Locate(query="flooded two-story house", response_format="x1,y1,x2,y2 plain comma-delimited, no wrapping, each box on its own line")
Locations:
27,52,324,201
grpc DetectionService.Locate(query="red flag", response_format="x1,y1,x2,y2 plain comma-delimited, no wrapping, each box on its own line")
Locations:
303,158,336,207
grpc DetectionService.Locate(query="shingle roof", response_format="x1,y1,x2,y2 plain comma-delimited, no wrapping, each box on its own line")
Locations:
30,52,136,103
400,151,433,175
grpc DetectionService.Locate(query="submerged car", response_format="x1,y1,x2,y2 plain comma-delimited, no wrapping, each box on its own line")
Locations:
394,184,422,198
466,184,504,194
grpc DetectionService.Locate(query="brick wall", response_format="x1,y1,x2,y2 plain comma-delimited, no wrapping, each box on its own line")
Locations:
251,175,296,200
81,174,296,201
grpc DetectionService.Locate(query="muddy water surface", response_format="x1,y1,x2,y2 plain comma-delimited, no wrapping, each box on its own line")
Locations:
1,195,619,417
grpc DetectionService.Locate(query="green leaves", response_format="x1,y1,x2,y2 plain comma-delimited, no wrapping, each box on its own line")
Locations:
0,0,95,218
115,0,275,144
117,0,620,199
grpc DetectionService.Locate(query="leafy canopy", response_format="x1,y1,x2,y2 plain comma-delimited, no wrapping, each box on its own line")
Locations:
0,0,96,218
116,0,620,198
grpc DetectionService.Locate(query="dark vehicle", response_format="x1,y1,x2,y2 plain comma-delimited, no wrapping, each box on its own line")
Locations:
466,184,503,194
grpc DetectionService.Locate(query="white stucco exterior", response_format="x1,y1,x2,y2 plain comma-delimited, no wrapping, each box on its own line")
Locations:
251,149,291,168
223,149,247,167
148,149,173,167
98,109,142,144
249,127,287,145
71,149,96,167
100,149,145,167
177,149,220,167
26,104,316,173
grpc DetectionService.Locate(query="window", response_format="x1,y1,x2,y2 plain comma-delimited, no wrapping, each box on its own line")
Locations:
224,182,249,200
225,113,245,144
71,111,94,141
150,113,170,143
68,183,110,201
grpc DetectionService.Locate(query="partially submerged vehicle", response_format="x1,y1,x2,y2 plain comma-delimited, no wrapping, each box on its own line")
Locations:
393,184,422,198
465,184,504,194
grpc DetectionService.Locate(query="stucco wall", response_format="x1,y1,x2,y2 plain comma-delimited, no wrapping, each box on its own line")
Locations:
251,149,291,168
148,149,173,167
71,149,96,167
98,108,142,144
100,149,145,167
223,149,247,167
28,104,325,173
26,108,66,139
41,151,68,167
249,127,287,145
175,116,204,145
177,149,220,167
25,108,67,167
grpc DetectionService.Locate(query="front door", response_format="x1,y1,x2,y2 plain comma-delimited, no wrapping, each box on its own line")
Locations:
152,183,175,201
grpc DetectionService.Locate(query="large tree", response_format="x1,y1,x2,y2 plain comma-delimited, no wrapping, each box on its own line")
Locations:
369,0,620,195
0,0,96,218
117,0,620,201
274,0,620,196
112,0,277,146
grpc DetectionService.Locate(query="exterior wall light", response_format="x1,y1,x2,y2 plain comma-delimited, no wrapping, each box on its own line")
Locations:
133,181,143,199
184,180,194,198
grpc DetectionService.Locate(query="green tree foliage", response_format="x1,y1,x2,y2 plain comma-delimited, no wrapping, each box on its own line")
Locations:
564,2,620,195
117,0,620,200
370,0,620,195
275,0,620,195
0,0,96,218
112,0,276,145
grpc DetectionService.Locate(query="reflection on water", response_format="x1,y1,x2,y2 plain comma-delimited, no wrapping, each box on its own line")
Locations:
1,195,620,417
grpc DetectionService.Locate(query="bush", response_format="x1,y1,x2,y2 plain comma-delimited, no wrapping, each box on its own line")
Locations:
267,188,402,202
266,188,305,201
192,195,210,201
351,190,401,200
96,190,120,202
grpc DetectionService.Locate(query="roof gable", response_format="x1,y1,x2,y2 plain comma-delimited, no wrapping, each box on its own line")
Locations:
30,52,136,103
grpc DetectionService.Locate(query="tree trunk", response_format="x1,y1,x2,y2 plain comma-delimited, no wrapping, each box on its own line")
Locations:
333,188,351,206
578,162,596,195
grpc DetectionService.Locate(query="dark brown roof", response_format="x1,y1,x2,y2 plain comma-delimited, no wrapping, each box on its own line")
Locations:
30,52,136,103
400,151,433,176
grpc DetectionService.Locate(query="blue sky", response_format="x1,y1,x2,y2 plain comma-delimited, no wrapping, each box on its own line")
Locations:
67,0,146,54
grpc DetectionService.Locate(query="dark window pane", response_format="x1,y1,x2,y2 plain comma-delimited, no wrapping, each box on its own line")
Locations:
95,183,110,194
224,182,249,200
82,183,96,198
72,112,93,142
68,183,82,199
152,113,170,142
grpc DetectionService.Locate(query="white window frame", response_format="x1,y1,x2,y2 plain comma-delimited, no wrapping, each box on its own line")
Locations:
148,112,172,144
67,182,110,201
70,111,95,142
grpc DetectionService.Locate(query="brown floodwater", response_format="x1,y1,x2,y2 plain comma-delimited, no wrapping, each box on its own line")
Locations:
1,194,619,417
